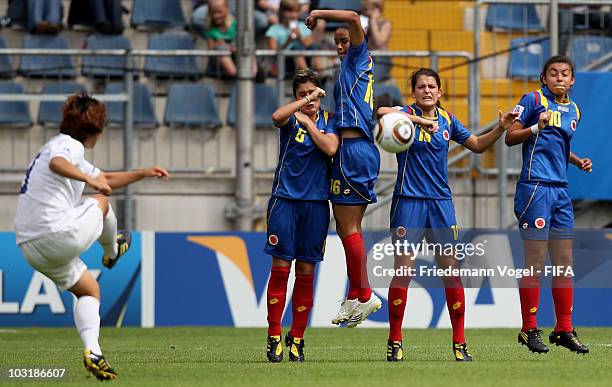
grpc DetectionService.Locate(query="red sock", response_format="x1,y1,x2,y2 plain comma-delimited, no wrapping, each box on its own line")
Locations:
388,273,412,340
443,276,465,343
552,276,573,332
289,273,314,339
519,276,541,331
266,266,290,337
342,232,371,302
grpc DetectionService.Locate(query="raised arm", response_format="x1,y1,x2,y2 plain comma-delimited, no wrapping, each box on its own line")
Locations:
463,110,519,153
306,10,364,47
104,167,169,189
272,87,326,127
505,111,550,146
294,111,339,157
376,106,439,133
49,156,111,195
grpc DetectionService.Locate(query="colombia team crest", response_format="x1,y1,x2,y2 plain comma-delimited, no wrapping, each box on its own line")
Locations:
268,234,279,246
571,120,577,131
443,130,450,141
535,218,546,229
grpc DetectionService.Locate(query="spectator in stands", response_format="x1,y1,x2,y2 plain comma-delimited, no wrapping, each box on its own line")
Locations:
361,0,392,82
193,1,238,36
256,0,279,35
205,0,238,78
27,0,62,34
265,0,321,78
87,0,123,34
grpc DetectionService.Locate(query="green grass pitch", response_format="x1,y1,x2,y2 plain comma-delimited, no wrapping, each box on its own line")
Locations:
1,327,611,386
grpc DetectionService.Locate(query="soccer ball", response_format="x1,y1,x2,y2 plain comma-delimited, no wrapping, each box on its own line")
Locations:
373,112,416,153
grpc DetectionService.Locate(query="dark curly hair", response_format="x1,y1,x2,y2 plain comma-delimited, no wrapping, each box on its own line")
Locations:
59,92,107,144
292,68,322,98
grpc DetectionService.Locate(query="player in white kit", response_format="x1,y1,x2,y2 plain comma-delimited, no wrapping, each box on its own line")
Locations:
14,93,169,381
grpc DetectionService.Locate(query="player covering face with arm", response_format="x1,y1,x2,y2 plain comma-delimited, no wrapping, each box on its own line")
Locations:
264,69,339,363
14,93,169,380
505,55,591,355
306,8,384,328
377,68,517,362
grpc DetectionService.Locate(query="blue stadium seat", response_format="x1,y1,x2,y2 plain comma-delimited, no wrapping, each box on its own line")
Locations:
486,4,544,32
318,0,362,30
571,35,612,71
164,84,222,128
82,34,135,79
227,84,278,128
38,82,86,126
375,84,403,106
106,82,158,127
0,36,12,78
131,0,185,29
508,37,550,80
19,34,76,78
144,32,201,79
0,82,31,126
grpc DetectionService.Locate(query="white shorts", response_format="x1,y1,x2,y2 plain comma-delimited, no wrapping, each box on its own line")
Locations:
19,198,104,291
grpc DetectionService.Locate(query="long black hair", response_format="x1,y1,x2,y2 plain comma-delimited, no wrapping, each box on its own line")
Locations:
410,68,443,108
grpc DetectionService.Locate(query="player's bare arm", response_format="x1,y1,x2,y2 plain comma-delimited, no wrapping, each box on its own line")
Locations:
377,106,439,133
569,152,593,172
464,110,519,153
271,87,326,127
505,111,550,146
294,111,339,156
305,10,364,46
104,167,170,189
49,156,112,195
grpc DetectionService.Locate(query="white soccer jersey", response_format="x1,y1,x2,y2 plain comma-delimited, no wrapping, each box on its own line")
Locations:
14,134,101,244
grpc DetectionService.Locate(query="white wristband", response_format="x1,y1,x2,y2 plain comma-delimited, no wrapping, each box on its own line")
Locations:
530,124,540,135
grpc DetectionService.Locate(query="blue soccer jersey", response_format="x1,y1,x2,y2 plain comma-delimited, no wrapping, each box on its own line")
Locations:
334,40,375,141
393,105,471,199
271,110,336,200
515,87,581,187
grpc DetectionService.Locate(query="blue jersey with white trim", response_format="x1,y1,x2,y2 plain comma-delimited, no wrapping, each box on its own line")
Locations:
271,110,337,200
334,40,375,141
394,105,471,199
514,86,580,187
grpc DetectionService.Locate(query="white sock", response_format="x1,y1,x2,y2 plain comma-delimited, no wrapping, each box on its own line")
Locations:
99,204,118,259
74,296,102,354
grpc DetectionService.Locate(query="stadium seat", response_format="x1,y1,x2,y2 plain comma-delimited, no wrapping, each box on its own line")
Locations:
227,84,278,128
164,84,222,128
318,0,362,30
144,32,201,80
106,82,158,128
0,82,31,126
375,84,403,106
485,4,544,32
38,82,86,126
0,35,12,78
82,34,135,79
19,34,76,78
131,0,185,29
571,35,612,71
508,37,550,80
